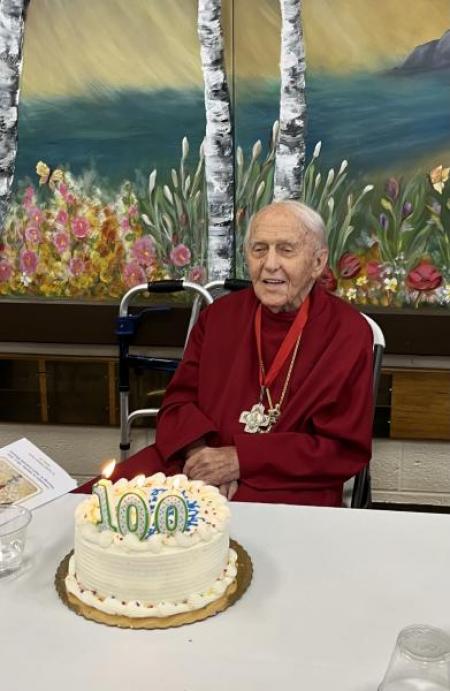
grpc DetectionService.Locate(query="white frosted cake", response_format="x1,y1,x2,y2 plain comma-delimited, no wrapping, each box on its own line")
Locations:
65,473,238,618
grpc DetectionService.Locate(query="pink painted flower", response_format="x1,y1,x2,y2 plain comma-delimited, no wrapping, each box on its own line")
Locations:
55,209,69,226
188,265,207,284
66,193,76,205
120,217,130,231
72,216,90,239
27,206,43,225
366,260,382,282
407,262,442,291
170,243,191,267
20,249,38,275
69,257,85,276
53,231,70,254
338,252,361,279
128,204,138,218
58,182,69,199
123,261,146,288
131,236,156,267
24,225,41,244
22,186,35,209
0,260,13,282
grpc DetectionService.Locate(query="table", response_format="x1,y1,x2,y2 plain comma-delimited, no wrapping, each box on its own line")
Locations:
2,495,450,691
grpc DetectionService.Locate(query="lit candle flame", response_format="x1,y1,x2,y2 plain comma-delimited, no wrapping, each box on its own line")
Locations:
101,459,116,479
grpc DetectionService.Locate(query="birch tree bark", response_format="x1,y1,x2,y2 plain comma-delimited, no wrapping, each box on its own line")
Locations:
198,0,234,280
0,0,29,229
274,0,306,201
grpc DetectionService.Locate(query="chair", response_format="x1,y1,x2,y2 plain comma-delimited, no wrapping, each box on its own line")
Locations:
117,279,213,460
350,313,386,508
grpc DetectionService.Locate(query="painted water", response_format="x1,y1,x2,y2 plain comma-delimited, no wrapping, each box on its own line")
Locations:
15,69,450,187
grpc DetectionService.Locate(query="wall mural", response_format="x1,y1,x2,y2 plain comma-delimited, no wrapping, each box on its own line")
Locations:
0,0,449,309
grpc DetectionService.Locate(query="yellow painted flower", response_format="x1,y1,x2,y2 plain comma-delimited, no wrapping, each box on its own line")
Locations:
383,277,398,292
356,275,368,287
346,288,357,301
430,165,450,194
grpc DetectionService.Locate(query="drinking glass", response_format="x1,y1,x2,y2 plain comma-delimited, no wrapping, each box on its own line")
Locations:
379,625,450,690
0,504,32,577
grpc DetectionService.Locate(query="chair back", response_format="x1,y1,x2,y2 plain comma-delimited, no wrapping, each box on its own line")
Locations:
350,313,386,508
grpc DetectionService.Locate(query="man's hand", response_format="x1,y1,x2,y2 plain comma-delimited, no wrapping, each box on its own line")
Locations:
183,446,240,486
184,438,207,459
219,480,239,500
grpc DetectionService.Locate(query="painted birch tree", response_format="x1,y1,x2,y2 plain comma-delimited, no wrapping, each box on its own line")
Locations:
274,0,306,201
0,0,28,229
198,0,234,280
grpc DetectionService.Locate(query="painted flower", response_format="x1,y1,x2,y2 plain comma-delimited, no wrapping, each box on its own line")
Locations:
22,186,35,209
345,288,357,301
338,253,361,279
383,277,398,293
131,236,155,267
123,261,146,288
366,260,383,282
69,257,85,276
379,213,389,231
385,177,400,202
53,231,70,254
120,217,130,231
407,262,442,291
188,265,207,284
170,243,191,267
401,201,413,219
317,265,337,292
429,165,450,194
27,206,43,225
55,209,69,226
436,284,450,305
24,225,42,244
0,260,13,282
72,216,90,239
58,182,69,199
128,204,139,219
356,275,368,287
19,249,38,275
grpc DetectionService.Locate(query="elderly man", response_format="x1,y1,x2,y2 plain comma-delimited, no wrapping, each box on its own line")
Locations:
106,200,374,506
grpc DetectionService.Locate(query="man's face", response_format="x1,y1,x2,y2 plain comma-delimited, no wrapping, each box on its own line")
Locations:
245,207,328,313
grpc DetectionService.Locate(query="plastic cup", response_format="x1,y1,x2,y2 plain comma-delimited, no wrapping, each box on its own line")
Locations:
0,504,32,577
379,625,450,690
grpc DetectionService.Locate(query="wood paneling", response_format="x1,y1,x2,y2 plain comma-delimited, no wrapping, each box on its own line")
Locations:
390,371,450,440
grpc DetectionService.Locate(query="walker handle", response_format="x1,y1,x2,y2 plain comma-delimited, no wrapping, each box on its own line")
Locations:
146,280,184,293
223,279,251,292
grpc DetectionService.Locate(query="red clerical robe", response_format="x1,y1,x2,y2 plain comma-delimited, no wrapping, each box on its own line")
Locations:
80,284,373,506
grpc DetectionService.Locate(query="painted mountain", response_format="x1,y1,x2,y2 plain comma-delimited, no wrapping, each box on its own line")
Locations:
391,29,450,73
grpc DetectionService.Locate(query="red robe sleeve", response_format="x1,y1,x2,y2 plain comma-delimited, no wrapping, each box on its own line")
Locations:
155,310,218,461
234,338,373,492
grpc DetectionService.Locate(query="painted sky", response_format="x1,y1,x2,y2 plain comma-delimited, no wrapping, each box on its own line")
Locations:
22,0,450,99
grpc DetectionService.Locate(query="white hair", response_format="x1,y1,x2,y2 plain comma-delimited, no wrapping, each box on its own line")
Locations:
245,200,327,250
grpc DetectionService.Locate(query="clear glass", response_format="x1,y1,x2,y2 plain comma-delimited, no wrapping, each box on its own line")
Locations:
379,625,450,690
0,504,32,577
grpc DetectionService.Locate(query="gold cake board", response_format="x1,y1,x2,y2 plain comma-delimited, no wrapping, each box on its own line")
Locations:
55,538,252,629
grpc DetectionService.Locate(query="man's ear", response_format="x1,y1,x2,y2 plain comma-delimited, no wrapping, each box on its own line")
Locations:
312,248,329,279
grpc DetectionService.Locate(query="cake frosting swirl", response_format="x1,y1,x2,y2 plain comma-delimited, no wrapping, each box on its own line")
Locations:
65,473,237,618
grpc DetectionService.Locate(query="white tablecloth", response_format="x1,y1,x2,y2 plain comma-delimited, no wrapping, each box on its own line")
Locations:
2,495,450,691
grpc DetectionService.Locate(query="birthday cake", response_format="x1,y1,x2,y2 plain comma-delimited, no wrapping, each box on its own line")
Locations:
65,473,238,618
